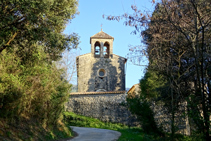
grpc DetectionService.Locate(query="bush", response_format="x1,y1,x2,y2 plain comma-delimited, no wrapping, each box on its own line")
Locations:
0,47,71,125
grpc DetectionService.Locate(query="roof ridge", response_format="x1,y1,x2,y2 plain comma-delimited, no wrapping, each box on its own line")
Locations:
91,31,114,39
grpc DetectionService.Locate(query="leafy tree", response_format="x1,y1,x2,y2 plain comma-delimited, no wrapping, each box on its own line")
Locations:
143,1,211,139
0,0,79,60
107,0,211,140
0,45,70,124
0,0,79,128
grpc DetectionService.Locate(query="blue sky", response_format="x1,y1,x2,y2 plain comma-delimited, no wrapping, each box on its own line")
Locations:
64,0,155,88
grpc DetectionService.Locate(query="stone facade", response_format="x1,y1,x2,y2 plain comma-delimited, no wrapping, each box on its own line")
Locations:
65,91,138,126
77,31,127,92
66,31,138,126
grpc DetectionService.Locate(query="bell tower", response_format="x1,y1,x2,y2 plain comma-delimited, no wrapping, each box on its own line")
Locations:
90,30,114,58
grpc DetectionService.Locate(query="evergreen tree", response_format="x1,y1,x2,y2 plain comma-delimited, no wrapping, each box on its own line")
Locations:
0,0,79,127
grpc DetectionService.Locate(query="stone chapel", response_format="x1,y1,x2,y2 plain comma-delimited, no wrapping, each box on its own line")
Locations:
68,31,190,132
76,30,127,92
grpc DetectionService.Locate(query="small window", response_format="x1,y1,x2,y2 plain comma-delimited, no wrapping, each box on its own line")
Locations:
99,70,105,76
98,69,106,77
94,41,101,57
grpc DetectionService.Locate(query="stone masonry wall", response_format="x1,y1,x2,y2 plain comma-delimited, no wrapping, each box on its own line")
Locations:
65,93,138,126
151,102,190,135
66,93,190,135
77,53,126,92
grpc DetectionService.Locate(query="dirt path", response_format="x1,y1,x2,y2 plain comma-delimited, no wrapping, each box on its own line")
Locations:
68,126,121,141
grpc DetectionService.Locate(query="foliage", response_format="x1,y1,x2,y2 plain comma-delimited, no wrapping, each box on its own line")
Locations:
0,117,73,141
0,0,79,60
64,112,151,141
0,47,71,125
126,70,165,136
139,69,167,100
143,1,211,140
64,112,197,141
0,0,79,140
127,97,161,135
107,0,211,140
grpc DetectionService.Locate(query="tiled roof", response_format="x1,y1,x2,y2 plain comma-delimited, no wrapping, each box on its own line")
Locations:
128,84,140,94
70,91,126,95
90,31,114,39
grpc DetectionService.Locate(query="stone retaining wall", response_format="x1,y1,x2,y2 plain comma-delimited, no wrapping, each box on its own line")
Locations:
65,92,190,135
151,102,190,135
65,92,138,126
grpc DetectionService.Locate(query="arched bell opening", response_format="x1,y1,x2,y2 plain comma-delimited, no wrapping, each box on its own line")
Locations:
94,41,101,58
103,42,110,58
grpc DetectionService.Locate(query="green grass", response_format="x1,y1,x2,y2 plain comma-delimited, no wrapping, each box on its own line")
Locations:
64,112,203,141
64,112,155,141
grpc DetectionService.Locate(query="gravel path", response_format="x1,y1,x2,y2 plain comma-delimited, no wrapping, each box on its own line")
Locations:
68,126,121,141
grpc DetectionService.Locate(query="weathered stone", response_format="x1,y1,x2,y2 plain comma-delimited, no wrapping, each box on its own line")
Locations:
65,92,139,126
151,101,190,135
77,31,126,92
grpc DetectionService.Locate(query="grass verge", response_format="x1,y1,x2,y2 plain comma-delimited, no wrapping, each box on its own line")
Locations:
64,112,203,141
64,112,154,141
